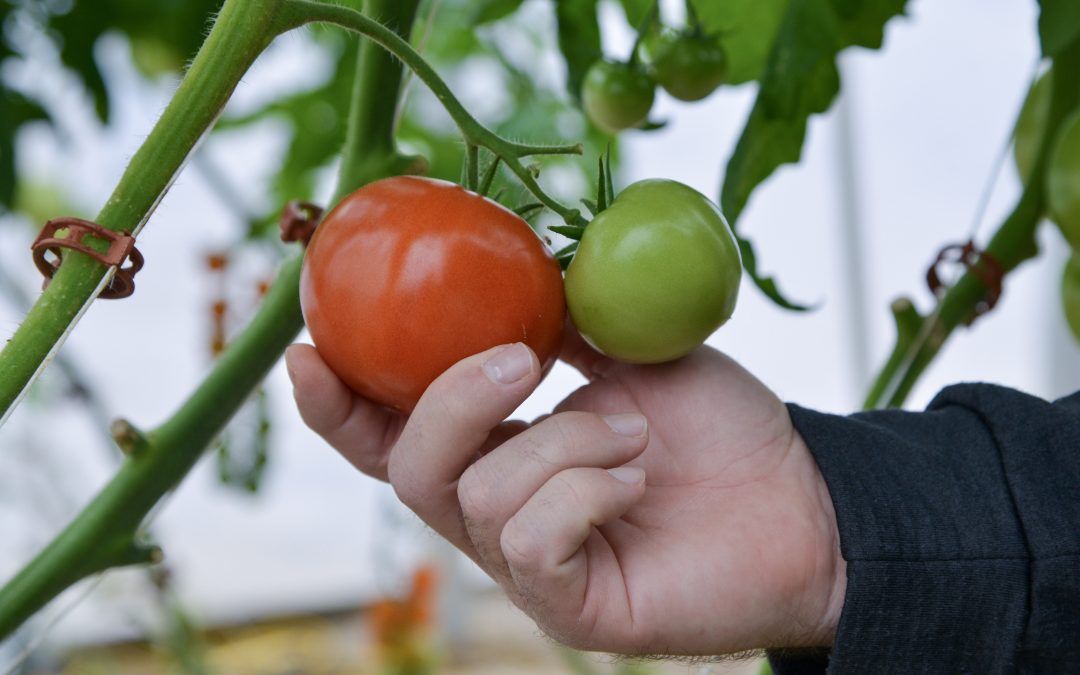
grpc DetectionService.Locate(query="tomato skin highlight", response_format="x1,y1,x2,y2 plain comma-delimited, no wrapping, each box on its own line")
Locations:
300,176,565,413
564,179,741,363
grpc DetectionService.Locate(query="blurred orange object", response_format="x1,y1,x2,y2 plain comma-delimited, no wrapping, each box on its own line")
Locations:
369,564,439,675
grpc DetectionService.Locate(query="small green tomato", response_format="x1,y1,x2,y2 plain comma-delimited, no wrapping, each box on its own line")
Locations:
1048,110,1080,249
639,29,728,102
564,179,742,363
1062,253,1080,345
581,60,656,134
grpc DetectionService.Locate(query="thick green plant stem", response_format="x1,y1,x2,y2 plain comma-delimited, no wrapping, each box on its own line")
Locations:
0,0,292,424
0,257,303,639
0,0,420,642
864,39,1080,409
335,0,422,198
278,0,585,225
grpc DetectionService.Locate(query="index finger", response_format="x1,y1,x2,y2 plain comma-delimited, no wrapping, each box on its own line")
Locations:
388,343,542,556
286,343,404,481
559,316,615,379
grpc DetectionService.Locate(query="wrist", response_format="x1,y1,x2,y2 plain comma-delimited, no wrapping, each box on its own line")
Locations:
792,429,847,647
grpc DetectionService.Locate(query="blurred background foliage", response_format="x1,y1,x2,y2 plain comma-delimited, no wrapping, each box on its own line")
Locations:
0,0,626,229
0,0,928,671
0,0,634,497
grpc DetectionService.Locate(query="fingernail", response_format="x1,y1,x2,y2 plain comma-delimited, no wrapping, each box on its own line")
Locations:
483,343,533,384
608,466,645,485
603,413,647,437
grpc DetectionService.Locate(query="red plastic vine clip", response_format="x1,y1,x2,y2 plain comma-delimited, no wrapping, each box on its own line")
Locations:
31,217,145,299
279,200,324,246
926,240,1003,325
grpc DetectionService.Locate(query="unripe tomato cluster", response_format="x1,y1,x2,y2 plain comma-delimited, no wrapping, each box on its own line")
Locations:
1014,70,1080,343
582,26,727,134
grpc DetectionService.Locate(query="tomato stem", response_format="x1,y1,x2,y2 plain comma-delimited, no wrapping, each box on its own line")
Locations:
685,0,704,36
0,0,421,640
479,155,502,196
0,0,288,425
335,0,421,201
466,143,480,191
513,202,545,218
628,1,661,67
512,141,586,157
278,0,585,225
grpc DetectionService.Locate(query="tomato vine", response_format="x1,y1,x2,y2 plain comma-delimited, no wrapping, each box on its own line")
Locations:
0,0,586,640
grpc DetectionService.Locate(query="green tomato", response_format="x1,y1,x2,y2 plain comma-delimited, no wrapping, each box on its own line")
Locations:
564,179,742,363
1047,109,1080,249
581,60,655,134
1014,71,1050,185
1062,253,1080,345
639,30,728,102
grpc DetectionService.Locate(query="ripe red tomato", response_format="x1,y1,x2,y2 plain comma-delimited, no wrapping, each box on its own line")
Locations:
300,176,565,412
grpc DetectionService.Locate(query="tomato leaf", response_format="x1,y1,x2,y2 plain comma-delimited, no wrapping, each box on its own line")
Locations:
694,0,789,85
556,241,579,270
596,155,608,211
720,0,906,310
513,202,545,219
1038,0,1080,58
46,0,224,122
473,0,525,24
734,236,810,311
550,224,587,240
556,0,603,103
555,241,579,257
618,0,656,28
0,90,51,210
604,146,614,208
638,118,668,131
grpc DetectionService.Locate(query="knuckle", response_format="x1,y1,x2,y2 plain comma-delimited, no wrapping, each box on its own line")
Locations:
456,467,494,524
388,459,427,510
529,411,599,461
551,471,584,508
500,518,539,570
390,478,420,510
518,435,560,474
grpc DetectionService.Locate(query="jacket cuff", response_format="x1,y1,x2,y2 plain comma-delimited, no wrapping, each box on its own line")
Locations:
780,390,1030,672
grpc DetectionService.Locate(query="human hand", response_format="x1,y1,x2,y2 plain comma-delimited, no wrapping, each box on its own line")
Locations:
285,331,846,656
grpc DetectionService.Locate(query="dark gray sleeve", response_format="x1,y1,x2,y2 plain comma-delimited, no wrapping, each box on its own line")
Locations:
768,383,1080,674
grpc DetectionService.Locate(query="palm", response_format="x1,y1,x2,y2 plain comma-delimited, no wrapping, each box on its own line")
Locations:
550,348,837,654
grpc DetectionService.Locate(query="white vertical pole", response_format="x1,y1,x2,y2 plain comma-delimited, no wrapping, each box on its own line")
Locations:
833,63,873,404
